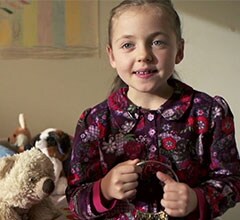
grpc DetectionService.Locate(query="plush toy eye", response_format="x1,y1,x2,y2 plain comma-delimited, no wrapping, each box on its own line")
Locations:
29,177,36,183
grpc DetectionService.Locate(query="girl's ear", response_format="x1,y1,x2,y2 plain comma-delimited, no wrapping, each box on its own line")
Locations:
106,45,116,68
175,39,184,64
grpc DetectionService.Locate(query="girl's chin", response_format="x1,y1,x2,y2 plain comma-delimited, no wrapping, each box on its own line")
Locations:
131,84,158,92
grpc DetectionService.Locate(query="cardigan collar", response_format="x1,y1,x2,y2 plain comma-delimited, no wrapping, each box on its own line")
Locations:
107,79,194,133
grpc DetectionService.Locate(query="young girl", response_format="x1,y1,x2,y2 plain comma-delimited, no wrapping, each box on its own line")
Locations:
66,0,240,219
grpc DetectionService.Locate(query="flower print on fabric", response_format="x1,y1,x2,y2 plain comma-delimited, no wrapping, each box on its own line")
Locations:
162,123,171,131
102,136,117,154
222,116,234,135
186,115,209,134
159,132,180,151
148,128,156,137
121,121,135,133
124,141,145,160
84,125,100,142
147,113,155,121
66,79,240,220
162,108,175,118
162,136,177,151
212,105,222,119
195,116,209,134
108,89,129,112
136,135,151,146
149,145,157,153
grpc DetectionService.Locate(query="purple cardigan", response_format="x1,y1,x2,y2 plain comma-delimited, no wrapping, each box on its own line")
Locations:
66,79,240,219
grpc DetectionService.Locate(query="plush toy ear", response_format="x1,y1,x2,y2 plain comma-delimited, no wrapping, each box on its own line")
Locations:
48,131,71,155
58,131,72,155
19,113,26,129
0,157,15,179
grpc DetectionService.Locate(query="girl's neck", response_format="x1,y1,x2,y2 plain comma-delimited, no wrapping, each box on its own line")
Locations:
127,86,173,110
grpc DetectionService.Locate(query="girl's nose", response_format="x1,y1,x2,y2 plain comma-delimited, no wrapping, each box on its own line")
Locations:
137,45,153,63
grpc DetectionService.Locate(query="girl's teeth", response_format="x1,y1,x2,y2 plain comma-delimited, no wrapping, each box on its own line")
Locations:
136,70,153,75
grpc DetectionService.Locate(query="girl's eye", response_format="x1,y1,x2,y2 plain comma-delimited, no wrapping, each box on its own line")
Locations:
152,40,166,47
122,43,134,49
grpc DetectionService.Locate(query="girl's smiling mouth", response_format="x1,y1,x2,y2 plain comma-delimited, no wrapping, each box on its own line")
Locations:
133,69,158,77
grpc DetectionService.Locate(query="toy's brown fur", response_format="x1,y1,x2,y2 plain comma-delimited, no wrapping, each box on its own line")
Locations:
0,148,62,220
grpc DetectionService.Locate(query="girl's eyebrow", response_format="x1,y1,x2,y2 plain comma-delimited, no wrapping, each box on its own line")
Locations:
114,35,134,44
149,31,170,38
115,31,169,43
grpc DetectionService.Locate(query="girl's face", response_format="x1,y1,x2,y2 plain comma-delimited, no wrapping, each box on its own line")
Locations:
107,5,184,98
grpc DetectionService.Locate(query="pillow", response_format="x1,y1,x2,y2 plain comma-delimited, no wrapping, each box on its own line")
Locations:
0,145,15,157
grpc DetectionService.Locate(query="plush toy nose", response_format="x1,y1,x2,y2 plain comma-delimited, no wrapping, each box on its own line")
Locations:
42,178,55,194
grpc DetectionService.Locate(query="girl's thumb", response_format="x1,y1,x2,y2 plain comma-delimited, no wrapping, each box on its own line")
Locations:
128,158,140,165
156,171,175,185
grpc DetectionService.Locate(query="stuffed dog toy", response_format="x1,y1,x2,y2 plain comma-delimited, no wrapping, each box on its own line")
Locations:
32,128,72,195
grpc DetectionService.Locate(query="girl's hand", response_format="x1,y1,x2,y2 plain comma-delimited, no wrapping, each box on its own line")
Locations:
156,171,198,217
101,159,142,201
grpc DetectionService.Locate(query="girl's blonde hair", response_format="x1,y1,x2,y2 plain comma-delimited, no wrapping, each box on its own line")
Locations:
108,0,182,93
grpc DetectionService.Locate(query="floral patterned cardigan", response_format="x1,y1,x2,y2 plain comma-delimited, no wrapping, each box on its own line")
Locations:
66,79,240,219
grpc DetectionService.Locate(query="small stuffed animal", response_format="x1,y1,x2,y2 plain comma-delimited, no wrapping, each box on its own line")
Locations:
33,128,72,195
0,148,62,220
8,113,31,153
